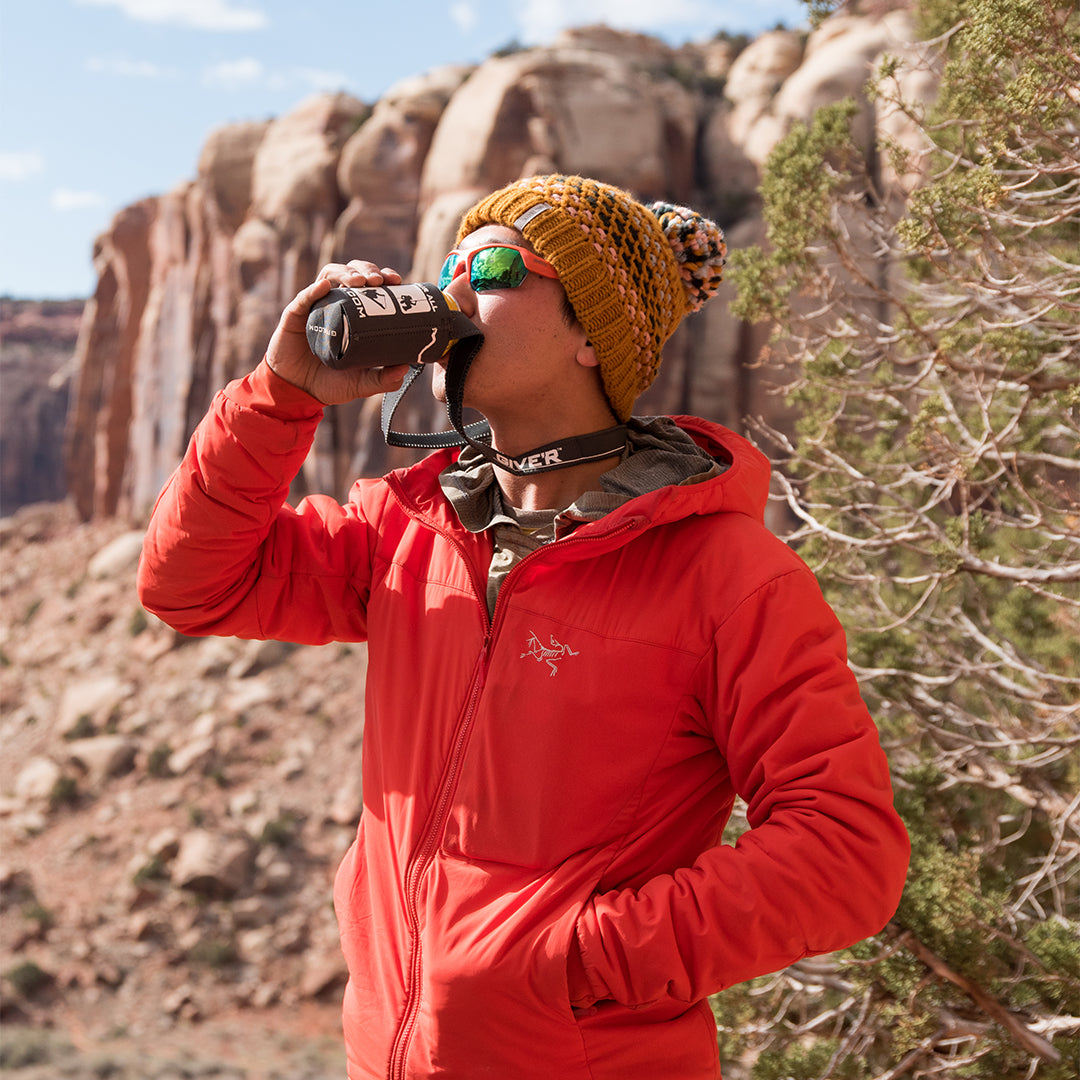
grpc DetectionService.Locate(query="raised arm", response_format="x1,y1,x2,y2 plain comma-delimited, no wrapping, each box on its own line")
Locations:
137,261,412,644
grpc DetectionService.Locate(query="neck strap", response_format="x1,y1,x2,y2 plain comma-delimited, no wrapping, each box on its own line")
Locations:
380,336,628,475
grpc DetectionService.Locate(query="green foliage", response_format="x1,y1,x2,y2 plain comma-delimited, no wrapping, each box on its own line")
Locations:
710,30,751,56
21,900,55,933
711,972,875,1078
710,981,760,1063
0,1027,70,1069
893,795,1010,975
754,1039,868,1080
128,605,148,636
186,935,237,968
728,0,1080,1075
48,774,79,809
658,60,727,99
4,960,53,997
729,101,861,325
259,812,300,848
63,714,95,741
800,0,842,29
491,39,525,59
132,855,169,887
146,742,173,777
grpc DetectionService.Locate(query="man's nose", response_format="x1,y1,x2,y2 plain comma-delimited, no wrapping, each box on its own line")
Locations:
442,264,476,315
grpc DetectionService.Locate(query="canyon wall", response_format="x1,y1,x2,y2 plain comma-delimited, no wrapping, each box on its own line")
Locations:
64,10,922,522
0,300,82,516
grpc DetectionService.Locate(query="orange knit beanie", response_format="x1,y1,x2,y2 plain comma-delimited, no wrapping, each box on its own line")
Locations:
457,175,727,421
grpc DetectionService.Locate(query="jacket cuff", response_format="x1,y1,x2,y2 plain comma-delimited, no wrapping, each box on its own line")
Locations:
224,358,326,422
566,921,608,1008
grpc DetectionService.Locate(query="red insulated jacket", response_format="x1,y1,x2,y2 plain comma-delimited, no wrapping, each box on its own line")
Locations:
138,362,910,1080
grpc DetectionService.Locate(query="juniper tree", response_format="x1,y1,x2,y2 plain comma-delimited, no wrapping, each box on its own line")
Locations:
719,1,1079,1077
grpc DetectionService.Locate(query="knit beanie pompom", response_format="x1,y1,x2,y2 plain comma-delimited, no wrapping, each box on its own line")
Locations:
647,202,727,313
457,175,727,421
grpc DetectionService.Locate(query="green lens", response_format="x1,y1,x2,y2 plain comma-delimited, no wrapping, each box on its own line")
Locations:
472,247,528,291
438,253,460,290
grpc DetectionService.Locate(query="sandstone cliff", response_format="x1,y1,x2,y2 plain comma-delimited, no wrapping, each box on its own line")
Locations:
64,11,922,523
0,300,82,516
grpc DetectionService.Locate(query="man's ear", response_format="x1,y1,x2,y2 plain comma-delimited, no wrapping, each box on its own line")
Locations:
575,340,600,369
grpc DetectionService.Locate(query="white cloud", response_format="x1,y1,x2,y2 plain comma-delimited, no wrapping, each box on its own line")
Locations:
86,55,179,78
76,0,266,31
450,3,478,33
0,151,45,182
51,189,107,212
518,0,704,42
292,67,353,93
201,59,351,93
515,0,802,44
202,57,264,86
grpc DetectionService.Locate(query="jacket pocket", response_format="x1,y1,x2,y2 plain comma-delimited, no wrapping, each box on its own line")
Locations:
412,860,596,1076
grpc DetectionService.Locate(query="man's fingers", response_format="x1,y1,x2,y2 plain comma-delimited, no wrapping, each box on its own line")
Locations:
315,261,403,288
276,276,330,334
356,363,411,395
297,262,406,312
380,363,412,388
267,263,410,404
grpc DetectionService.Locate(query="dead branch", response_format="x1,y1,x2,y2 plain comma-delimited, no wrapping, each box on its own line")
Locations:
893,927,1063,1064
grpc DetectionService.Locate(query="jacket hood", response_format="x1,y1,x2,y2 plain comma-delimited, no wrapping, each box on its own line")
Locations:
668,415,771,522
385,415,772,539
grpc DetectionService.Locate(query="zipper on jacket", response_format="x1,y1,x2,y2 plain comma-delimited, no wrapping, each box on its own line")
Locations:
385,479,491,1079
382,478,639,1077
487,518,641,640
387,644,488,1080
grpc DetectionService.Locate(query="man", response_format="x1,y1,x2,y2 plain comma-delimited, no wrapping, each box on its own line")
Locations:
139,175,910,1080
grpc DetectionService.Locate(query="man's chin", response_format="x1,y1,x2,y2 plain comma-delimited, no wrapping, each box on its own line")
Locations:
431,364,448,403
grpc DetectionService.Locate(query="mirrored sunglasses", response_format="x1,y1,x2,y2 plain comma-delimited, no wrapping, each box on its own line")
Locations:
438,244,559,293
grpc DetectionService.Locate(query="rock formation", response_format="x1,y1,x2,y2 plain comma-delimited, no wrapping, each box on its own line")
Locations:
0,300,82,516
62,10,924,523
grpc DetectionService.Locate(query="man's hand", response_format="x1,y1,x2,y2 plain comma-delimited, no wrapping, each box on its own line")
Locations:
266,261,413,405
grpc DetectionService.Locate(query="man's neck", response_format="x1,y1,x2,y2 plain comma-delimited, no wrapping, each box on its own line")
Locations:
496,454,621,512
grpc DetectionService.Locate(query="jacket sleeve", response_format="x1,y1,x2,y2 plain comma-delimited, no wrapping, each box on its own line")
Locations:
570,566,911,1007
137,360,378,645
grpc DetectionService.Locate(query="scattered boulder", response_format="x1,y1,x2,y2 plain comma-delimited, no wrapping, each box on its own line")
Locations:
299,950,348,999
65,735,138,787
171,829,256,898
12,758,63,804
227,638,297,678
56,675,134,738
166,736,217,778
86,531,145,580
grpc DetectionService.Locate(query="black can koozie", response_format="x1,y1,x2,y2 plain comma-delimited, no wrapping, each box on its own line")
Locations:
306,283,481,369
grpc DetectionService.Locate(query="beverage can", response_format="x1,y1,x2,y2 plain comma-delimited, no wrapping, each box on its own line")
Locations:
306,283,481,369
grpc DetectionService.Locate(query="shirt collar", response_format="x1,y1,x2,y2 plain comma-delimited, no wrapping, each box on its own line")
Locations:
440,416,726,538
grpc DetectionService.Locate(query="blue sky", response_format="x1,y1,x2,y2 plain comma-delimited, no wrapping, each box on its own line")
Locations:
0,0,809,300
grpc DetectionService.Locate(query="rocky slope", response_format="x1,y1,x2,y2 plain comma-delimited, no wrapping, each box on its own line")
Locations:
0,502,363,1077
